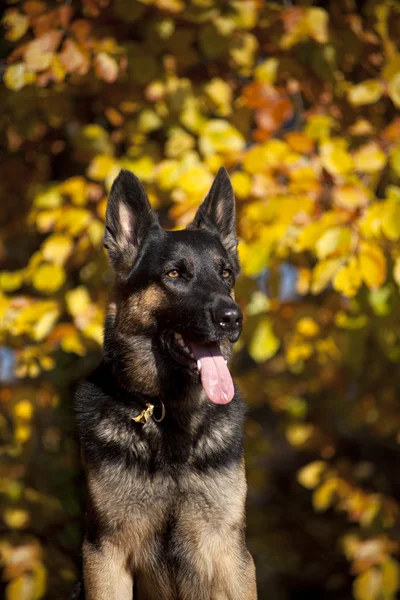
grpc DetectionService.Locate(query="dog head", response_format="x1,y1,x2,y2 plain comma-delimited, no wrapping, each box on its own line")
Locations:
103,167,242,405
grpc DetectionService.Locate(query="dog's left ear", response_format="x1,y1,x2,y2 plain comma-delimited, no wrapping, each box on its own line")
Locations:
191,167,238,260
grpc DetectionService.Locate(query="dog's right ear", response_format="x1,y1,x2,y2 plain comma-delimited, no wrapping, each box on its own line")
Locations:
104,170,158,278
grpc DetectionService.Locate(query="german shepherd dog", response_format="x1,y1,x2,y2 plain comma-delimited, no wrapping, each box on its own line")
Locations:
74,167,257,599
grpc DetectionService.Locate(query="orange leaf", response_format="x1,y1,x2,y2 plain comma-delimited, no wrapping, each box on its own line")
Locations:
23,1,46,17
70,19,92,44
59,38,90,75
24,30,62,72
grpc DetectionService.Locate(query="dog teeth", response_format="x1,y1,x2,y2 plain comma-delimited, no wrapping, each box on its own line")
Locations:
225,359,228,364
197,360,202,372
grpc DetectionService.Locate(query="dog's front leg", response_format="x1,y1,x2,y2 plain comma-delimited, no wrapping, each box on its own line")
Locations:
83,539,133,600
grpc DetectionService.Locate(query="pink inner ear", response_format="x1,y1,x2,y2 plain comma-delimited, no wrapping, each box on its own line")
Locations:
213,199,225,226
119,202,136,246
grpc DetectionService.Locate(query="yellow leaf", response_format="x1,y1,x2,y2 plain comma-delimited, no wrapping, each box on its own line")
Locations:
296,318,320,337
138,109,162,133
59,177,87,206
16,423,32,441
320,140,354,176
230,32,258,72
66,286,91,317
61,331,86,356
393,257,400,286
42,234,73,265
305,7,329,43
333,185,370,210
33,308,59,341
6,573,34,600
199,120,245,156
353,142,387,173
382,200,400,240
286,423,314,447
281,7,328,48
4,63,34,92
57,207,92,235
165,128,195,158
88,220,105,246
32,264,66,294
359,242,387,289
231,172,252,199
311,259,342,295
254,58,279,84
353,568,382,600
238,240,270,277
359,204,383,239
388,73,400,108
50,55,66,83
286,339,313,365
333,257,362,298
315,227,351,259
348,80,384,106
83,322,103,346
156,160,182,190
305,115,334,141
178,166,213,197
381,558,400,598
204,78,232,115
296,268,311,295
14,400,33,420
249,318,280,363
3,10,29,41
87,155,117,181
312,479,337,512
34,187,63,209
3,508,29,529
297,461,326,490
120,157,155,182
0,271,24,292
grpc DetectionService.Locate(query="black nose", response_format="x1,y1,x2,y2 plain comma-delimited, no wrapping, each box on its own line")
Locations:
213,304,243,332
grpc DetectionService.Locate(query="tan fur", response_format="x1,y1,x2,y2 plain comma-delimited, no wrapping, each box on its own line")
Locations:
117,284,166,332
84,459,256,599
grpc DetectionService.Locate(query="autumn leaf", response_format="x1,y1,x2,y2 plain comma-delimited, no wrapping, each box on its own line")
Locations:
59,38,90,75
3,10,29,41
249,318,280,363
348,80,384,106
94,53,119,83
297,461,326,490
32,264,66,294
333,257,362,298
358,242,387,289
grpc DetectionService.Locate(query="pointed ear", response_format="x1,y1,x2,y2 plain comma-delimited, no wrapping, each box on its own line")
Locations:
191,167,238,260
104,169,158,278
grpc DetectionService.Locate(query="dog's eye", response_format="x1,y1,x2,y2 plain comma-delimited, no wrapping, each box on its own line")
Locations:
222,269,232,279
167,269,180,279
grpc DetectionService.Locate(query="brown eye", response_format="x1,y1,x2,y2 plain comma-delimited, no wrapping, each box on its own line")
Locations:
222,269,231,279
167,269,180,279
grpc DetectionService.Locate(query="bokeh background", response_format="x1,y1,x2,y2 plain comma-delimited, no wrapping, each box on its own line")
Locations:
1,0,400,598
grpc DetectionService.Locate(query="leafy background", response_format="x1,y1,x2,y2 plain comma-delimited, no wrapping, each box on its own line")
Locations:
1,0,400,598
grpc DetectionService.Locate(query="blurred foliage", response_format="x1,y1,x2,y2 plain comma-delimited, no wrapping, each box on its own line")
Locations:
1,0,400,598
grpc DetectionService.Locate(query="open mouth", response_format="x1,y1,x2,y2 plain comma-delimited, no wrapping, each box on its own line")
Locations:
166,332,234,405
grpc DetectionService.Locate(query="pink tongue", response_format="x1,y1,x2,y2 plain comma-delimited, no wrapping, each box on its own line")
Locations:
190,342,234,405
